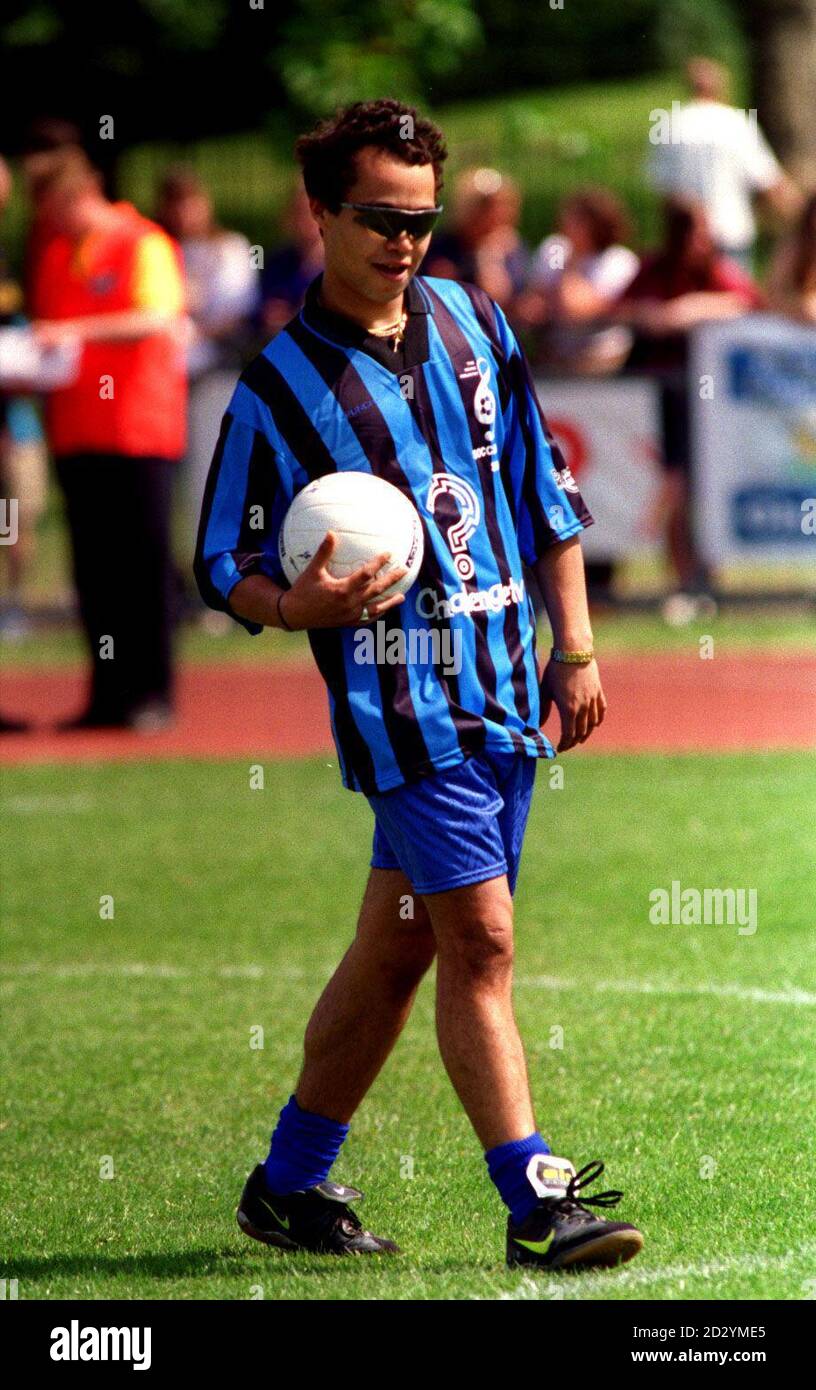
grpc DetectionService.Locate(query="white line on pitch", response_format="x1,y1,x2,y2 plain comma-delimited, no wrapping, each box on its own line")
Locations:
0,963,303,980
515,975,816,1007
483,1243,816,1300
2,965,813,1006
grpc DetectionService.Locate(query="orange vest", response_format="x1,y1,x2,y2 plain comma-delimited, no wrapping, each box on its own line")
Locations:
33,205,187,460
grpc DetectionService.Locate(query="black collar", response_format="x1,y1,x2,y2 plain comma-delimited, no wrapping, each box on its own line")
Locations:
300,272,430,373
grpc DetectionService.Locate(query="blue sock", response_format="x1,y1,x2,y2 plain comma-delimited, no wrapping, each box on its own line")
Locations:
485,1132,552,1225
263,1094,350,1195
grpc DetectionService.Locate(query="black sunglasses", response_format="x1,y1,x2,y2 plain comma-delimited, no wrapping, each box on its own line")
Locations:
340,202,443,240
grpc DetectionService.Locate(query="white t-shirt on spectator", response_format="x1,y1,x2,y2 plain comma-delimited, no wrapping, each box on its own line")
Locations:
183,231,260,376
648,100,782,252
532,236,640,364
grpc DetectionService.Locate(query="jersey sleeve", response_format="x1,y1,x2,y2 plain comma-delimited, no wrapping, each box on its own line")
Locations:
741,122,782,193
193,378,293,635
132,232,185,313
491,299,593,566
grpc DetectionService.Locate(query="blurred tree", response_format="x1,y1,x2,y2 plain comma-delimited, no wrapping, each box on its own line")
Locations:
277,0,483,114
742,0,816,185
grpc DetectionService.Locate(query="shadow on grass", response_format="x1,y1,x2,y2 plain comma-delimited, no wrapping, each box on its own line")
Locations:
9,1246,501,1286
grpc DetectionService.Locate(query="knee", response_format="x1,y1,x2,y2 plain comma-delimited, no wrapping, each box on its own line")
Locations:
438,903,514,984
380,912,437,993
382,937,437,995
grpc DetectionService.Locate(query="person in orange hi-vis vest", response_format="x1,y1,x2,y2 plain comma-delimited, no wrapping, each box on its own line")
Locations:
31,160,187,732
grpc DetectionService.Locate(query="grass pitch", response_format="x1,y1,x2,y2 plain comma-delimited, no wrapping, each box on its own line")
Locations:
2,751,814,1301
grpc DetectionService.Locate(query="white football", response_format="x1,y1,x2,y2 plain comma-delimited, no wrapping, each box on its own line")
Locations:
279,471,424,599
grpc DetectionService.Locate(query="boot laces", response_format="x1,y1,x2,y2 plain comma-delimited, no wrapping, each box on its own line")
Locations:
546,1160,624,1218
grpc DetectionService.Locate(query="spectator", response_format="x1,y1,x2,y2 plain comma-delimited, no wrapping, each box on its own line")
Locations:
516,186,640,374
259,185,324,337
30,161,187,731
615,196,764,617
0,155,48,656
766,193,816,324
156,167,259,570
423,167,529,309
19,118,87,298
647,56,801,270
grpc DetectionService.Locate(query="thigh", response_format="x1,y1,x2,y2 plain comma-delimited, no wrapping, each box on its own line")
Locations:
354,868,435,966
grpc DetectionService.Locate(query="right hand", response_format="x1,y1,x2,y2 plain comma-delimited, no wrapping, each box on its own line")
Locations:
279,531,408,630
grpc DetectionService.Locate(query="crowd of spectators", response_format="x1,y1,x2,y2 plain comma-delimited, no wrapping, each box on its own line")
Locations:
1,58,814,732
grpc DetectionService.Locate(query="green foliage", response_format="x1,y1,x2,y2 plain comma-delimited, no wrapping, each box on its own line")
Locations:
653,0,747,87
140,0,229,51
277,0,483,115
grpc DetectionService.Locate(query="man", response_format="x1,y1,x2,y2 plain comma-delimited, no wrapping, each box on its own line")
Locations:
195,100,643,1271
32,160,186,731
648,56,801,269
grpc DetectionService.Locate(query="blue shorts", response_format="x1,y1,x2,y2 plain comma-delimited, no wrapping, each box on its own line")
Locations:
368,749,537,896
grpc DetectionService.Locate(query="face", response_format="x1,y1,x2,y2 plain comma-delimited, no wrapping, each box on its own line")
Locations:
164,191,212,239
560,206,594,256
311,146,438,304
44,187,97,239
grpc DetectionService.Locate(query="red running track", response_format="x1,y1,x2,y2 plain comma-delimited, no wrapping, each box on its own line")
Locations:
1,654,814,765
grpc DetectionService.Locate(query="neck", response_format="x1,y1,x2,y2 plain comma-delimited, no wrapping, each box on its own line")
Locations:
319,266,405,333
81,202,121,236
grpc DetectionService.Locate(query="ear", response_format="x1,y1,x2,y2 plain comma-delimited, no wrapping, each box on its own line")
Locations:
309,197,330,231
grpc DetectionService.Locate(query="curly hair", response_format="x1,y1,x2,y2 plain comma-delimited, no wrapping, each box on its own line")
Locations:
295,99,448,212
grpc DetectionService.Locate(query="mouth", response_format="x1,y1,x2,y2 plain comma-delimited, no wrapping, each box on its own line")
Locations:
371,262,411,282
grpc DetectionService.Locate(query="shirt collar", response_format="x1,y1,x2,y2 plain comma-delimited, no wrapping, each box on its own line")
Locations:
302,272,429,346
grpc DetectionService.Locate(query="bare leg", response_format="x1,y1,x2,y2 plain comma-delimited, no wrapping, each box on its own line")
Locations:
295,869,436,1122
422,874,536,1151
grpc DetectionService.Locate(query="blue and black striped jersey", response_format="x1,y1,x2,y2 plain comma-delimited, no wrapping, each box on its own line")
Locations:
194,274,593,794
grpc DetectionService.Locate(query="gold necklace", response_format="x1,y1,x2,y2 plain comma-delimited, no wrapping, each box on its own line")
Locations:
368,309,408,349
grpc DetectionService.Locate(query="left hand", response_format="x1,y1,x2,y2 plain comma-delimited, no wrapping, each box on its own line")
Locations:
32,319,82,349
539,657,607,752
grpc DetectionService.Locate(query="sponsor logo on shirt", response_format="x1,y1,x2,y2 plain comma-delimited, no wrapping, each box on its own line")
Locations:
551,464,580,494
416,576,525,620
426,473,481,581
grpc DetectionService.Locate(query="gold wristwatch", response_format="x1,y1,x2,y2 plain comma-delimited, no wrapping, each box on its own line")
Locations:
550,647,594,665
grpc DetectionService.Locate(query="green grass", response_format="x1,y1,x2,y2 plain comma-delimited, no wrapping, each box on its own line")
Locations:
2,752,815,1300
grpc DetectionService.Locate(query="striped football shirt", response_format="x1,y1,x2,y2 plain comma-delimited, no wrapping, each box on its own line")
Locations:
194,273,593,794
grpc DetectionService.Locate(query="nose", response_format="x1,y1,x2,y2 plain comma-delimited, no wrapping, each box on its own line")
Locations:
384,229,414,253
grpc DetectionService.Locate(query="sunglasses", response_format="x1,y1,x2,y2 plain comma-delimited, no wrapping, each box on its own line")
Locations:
340,202,443,240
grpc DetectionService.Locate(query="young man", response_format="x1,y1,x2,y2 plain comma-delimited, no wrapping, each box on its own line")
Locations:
195,100,644,1271
31,159,186,732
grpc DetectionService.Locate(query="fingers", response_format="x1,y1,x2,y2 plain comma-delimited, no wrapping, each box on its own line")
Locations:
363,565,408,600
346,556,408,601
557,707,578,752
562,690,608,750
365,593,406,619
305,531,337,574
346,551,394,589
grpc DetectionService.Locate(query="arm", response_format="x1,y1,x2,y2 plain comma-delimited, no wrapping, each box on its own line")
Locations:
33,308,182,345
759,175,803,225
34,228,186,346
533,536,606,751
229,534,407,631
485,289,606,750
554,269,616,323
194,403,406,635
615,292,752,336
